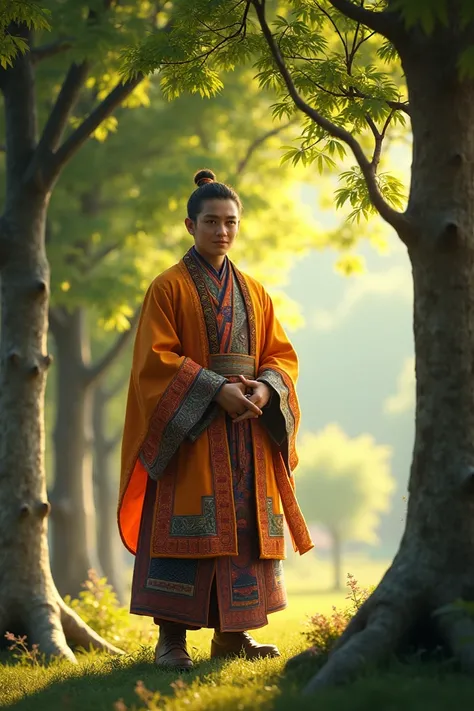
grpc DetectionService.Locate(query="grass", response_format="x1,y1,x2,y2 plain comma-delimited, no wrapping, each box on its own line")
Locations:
1,558,474,710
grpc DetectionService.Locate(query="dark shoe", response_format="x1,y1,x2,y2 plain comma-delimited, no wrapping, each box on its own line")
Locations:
155,622,193,671
211,630,280,660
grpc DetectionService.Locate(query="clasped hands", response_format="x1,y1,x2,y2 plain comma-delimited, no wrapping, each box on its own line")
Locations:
215,375,271,423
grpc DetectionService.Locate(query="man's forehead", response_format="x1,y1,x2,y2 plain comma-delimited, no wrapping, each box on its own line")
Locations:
200,199,239,218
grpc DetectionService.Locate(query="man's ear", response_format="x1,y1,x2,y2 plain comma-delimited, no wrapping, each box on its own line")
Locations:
184,217,195,235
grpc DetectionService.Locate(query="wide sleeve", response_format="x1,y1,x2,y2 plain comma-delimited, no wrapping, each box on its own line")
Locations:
129,282,226,480
256,289,301,474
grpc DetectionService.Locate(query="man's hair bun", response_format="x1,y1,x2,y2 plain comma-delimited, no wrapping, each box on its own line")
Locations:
194,169,216,187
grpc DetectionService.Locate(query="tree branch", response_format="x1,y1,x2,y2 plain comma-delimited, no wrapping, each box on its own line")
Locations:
350,86,410,115
25,61,90,189
327,0,402,40
315,2,350,65
234,119,297,177
30,38,74,63
106,428,123,454
252,0,412,242
40,62,90,153
85,307,140,386
83,242,121,274
104,373,129,401
48,75,144,182
48,306,68,335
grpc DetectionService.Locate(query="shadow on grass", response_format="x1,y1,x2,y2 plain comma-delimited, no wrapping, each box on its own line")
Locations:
267,650,474,711
5,647,474,711
2,651,230,711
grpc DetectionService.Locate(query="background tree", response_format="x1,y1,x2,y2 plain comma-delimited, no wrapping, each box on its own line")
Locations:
124,0,474,692
297,424,394,591
0,0,162,660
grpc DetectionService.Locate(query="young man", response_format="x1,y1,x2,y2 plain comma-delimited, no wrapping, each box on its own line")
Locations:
119,169,313,671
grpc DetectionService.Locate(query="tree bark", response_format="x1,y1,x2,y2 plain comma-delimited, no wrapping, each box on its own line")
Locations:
290,25,474,693
49,308,103,598
93,384,125,603
0,42,120,660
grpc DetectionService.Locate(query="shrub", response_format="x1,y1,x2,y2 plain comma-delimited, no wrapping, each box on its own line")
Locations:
63,569,153,649
303,573,373,658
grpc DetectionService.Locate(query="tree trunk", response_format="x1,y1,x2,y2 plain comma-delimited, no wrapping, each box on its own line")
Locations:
0,44,120,659
50,308,103,598
290,27,474,694
329,528,342,592
93,384,125,603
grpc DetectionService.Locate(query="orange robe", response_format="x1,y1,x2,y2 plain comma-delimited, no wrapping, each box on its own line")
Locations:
119,249,312,628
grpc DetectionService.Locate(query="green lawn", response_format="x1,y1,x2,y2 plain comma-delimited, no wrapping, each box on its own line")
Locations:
2,559,474,710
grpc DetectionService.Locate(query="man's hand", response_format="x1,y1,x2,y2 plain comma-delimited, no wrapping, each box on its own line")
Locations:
231,376,272,423
214,382,263,420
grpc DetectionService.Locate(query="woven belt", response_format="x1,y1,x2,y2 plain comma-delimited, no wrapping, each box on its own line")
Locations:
209,353,256,379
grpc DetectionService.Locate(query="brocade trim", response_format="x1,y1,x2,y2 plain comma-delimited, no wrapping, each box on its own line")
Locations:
140,361,226,480
170,496,217,537
151,414,238,557
209,353,256,378
187,402,220,443
145,579,195,596
233,266,257,357
267,497,284,537
273,451,314,555
183,249,220,354
258,368,295,448
231,276,250,354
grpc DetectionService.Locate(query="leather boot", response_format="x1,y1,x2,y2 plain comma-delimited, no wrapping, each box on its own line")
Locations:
211,630,280,660
154,622,193,671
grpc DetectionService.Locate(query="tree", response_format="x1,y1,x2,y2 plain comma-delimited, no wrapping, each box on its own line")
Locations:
124,0,474,692
0,1,161,660
297,425,394,591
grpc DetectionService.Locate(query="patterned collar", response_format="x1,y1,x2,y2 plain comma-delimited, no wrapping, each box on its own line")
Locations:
191,246,228,283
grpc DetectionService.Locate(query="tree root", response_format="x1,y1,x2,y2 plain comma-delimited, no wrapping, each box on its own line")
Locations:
57,595,125,655
291,566,474,694
302,604,409,695
25,599,78,663
18,593,125,662
436,607,474,672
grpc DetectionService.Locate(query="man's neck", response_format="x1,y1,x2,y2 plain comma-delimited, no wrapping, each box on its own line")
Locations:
193,246,226,272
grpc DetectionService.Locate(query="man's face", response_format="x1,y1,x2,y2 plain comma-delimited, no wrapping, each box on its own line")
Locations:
186,198,240,261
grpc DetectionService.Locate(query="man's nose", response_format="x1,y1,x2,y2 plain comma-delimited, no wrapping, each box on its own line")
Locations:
216,223,228,236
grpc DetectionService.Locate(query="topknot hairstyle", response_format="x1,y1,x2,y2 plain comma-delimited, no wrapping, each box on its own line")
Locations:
187,168,243,222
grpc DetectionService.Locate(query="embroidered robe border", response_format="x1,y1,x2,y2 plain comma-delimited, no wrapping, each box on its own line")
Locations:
151,414,238,557
140,358,225,480
258,366,300,473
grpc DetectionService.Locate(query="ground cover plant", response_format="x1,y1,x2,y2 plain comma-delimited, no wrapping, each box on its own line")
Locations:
2,564,474,710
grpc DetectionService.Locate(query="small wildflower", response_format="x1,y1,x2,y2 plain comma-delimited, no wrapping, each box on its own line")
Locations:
171,678,188,692
303,573,373,655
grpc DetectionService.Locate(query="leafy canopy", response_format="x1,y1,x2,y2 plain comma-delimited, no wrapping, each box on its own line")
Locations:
0,0,50,67
122,0,474,235
122,0,409,224
46,67,323,333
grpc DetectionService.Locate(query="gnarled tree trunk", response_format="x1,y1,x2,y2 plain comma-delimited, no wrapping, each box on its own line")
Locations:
290,20,474,694
0,41,121,659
